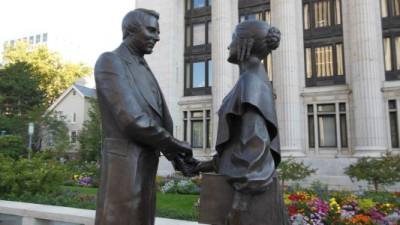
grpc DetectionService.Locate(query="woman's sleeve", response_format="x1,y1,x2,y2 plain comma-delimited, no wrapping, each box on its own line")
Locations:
229,104,275,194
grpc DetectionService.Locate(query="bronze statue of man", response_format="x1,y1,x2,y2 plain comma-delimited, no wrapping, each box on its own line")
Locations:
94,9,197,225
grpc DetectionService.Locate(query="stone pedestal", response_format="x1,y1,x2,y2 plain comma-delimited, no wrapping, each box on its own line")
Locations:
343,0,388,156
271,0,305,156
199,174,289,225
211,0,239,149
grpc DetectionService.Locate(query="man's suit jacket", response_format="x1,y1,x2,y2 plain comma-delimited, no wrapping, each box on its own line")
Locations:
94,43,173,225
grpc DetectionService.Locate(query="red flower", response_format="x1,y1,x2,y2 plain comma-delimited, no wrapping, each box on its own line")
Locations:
288,205,298,216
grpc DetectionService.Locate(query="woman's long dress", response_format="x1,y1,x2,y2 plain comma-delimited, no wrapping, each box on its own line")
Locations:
214,71,289,225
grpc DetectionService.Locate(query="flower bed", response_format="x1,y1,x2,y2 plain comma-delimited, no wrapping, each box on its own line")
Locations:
286,191,400,225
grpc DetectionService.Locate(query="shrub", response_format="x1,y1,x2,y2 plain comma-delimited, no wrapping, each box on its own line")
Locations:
277,157,317,187
3,188,96,210
310,180,329,199
0,153,67,197
344,155,400,192
160,175,200,195
0,135,26,159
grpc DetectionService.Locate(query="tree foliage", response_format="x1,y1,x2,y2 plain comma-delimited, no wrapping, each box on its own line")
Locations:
0,41,92,156
0,135,26,159
2,41,92,105
344,155,400,192
78,98,102,162
39,112,71,156
277,157,317,187
0,153,67,197
0,62,45,136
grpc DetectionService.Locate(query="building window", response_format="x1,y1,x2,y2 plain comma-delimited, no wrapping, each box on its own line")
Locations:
193,0,206,8
382,0,400,81
191,111,203,148
186,0,211,10
71,131,77,144
183,110,211,149
381,0,400,18
36,34,41,43
185,59,212,96
317,104,337,147
305,43,345,86
29,36,34,44
307,105,315,148
389,100,399,148
307,103,348,149
185,0,211,96
73,113,77,123
207,21,212,44
303,0,342,30
339,103,348,147
193,23,206,46
185,22,212,48
208,59,213,86
239,0,270,23
186,26,191,47
383,35,400,80
193,62,206,88
304,0,344,87
183,112,188,141
43,33,48,42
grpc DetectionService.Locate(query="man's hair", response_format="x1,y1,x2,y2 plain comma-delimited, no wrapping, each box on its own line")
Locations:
121,8,160,40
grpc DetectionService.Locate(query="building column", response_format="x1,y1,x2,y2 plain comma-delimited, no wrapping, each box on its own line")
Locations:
271,0,306,156
343,0,388,156
211,0,239,148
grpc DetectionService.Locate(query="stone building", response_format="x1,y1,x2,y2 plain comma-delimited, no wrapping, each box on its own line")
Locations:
136,0,400,189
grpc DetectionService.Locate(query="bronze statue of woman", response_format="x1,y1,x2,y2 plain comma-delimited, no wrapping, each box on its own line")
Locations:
194,20,289,225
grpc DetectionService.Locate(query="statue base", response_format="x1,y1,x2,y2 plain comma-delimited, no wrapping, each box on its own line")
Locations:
199,173,289,225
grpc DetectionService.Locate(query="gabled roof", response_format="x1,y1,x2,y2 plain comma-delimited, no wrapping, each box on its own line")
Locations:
74,84,96,98
46,83,96,113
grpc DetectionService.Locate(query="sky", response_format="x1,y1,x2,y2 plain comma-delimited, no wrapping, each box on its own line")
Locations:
0,0,135,66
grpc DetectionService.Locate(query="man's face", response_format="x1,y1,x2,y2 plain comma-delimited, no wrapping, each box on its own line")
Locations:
129,16,160,55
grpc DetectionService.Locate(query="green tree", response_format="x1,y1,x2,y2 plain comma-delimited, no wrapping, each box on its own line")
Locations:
78,99,102,162
277,157,317,187
0,135,26,159
0,62,45,136
2,41,92,105
344,155,400,192
0,153,67,197
38,112,70,157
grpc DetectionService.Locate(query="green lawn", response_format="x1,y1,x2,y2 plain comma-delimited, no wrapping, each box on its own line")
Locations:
156,193,199,221
62,186,97,195
62,186,199,221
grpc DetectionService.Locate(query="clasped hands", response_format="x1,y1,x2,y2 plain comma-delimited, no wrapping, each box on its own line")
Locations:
161,138,200,177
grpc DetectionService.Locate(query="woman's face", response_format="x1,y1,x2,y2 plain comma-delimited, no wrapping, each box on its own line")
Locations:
227,34,239,64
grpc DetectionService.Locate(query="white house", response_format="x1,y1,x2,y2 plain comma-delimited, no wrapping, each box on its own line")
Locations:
42,84,96,152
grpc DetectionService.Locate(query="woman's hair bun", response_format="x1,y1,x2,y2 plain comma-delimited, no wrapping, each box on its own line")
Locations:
265,26,281,51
